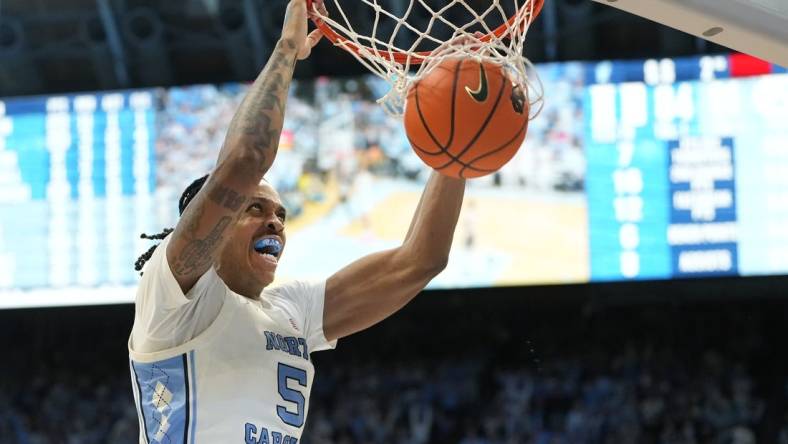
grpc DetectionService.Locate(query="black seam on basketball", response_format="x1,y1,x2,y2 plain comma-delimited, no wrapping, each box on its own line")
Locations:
459,121,527,177
408,135,456,160
444,58,462,150
414,77,444,151
409,61,508,176
409,137,445,155
453,68,507,164
414,61,462,151
408,135,496,173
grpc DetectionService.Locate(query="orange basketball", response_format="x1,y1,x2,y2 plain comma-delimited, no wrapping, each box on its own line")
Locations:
404,58,530,179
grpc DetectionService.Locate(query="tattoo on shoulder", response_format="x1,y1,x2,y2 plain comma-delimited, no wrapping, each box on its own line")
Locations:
172,216,232,277
209,184,248,211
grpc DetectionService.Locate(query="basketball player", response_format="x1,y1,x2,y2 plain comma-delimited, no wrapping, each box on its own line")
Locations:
128,0,466,442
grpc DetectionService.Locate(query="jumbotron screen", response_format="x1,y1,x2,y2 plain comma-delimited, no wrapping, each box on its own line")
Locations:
0,54,786,308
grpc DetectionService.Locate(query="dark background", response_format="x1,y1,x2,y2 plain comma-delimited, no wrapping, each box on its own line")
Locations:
2,277,787,442
0,0,727,97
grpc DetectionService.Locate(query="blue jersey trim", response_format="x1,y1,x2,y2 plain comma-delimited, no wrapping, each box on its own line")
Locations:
131,354,191,444
131,360,151,444
188,350,197,444
182,354,191,444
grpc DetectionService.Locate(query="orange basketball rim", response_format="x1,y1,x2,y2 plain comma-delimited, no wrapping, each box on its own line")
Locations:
306,0,545,65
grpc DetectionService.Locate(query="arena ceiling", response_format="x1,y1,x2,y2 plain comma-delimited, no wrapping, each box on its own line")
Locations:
0,0,721,97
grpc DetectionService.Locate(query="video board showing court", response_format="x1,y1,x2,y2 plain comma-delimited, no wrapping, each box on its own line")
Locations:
0,54,786,307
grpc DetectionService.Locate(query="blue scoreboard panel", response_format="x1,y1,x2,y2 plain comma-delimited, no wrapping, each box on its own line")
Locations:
0,92,156,295
586,55,788,281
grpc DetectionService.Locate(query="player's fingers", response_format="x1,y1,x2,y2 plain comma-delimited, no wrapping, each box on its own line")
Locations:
308,29,323,48
287,0,307,12
298,30,322,59
447,31,484,52
470,31,485,50
284,0,307,26
310,0,328,17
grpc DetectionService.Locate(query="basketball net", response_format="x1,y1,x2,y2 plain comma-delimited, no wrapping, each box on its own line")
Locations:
309,0,544,117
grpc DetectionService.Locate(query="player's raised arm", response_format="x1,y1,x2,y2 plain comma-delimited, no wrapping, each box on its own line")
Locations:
166,0,322,293
323,171,466,341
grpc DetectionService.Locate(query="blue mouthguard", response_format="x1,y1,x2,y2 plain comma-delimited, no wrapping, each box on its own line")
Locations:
254,238,282,255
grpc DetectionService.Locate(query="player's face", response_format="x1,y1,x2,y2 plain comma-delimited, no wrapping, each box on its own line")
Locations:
216,181,287,296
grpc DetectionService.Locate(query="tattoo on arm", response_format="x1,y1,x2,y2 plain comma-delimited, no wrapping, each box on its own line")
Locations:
172,216,232,277
208,184,248,211
170,39,299,281
241,114,280,162
225,39,299,172
259,73,285,114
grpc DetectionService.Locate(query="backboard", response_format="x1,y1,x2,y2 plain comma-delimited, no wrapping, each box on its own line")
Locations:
592,0,788,67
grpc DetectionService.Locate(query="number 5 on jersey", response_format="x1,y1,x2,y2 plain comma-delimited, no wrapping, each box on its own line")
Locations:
277,363,307,427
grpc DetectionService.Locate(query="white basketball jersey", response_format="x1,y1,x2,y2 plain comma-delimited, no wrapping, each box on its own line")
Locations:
128,236,335,444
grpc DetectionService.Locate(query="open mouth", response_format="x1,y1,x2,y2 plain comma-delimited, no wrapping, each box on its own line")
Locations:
253,237,282,262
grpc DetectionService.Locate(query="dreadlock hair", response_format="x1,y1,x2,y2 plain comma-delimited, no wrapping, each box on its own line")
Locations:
134,174,210,274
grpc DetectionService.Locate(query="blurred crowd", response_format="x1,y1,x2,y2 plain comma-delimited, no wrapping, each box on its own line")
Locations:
152,69,585,226
1,300,786,444
304,347,766,444
0,346,776,444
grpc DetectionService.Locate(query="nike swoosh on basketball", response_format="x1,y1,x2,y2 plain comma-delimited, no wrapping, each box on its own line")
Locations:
465,63,488,103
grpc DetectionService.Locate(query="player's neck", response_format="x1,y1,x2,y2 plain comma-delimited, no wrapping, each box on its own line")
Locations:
217,269,265,300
